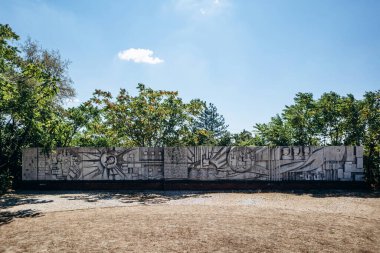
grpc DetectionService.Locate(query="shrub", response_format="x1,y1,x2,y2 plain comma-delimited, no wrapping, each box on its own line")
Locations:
0,169,13,194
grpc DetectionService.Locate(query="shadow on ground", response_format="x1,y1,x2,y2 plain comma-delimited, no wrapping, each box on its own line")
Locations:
294,189,380,198
233,189,380,198
0,188,378,226
0,194,48,226
59,191,205,205
0,209,42,226
0,195,53,209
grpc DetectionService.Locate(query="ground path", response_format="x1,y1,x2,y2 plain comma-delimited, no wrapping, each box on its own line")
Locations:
1,190,379,252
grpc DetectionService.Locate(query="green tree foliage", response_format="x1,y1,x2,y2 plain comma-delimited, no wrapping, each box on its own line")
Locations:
217,132,234,146
254,114,292,146
77,84,204,147
192,102,228,145
21,38,76,103
316,92,346,145
361,91,380,186
253,91,380,187
232,130,256,146
282,93,319,146
1,23,379,191
53,104,100,147
341,94,364,146
0,24,64,189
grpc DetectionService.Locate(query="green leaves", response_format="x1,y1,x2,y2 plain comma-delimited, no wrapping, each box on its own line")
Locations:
0,24,68,184
192,102,229,145
361,91,380,186
254,114,292,146
73,84,204,147
252,90,380,187
0,23,379,189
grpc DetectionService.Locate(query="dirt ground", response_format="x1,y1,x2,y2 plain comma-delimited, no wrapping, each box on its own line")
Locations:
0,190,379,253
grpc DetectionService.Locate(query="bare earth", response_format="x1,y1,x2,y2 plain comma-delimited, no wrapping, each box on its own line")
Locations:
0,191,379,253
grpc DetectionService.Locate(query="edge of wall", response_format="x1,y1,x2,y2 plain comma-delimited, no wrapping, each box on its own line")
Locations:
18,180,371,191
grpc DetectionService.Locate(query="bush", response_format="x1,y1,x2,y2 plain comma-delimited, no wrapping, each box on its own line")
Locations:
364,155,380,190
0,169,13,194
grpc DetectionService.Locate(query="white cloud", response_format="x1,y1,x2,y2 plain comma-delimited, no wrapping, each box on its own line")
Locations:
118,48,164,64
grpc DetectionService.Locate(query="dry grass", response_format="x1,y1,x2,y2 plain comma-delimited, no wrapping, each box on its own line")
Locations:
0,191,379,253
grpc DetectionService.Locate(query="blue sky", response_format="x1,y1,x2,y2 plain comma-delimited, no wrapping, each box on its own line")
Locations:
1,0,379,133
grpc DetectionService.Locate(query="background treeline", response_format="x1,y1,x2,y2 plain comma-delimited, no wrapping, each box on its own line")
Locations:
1,24,379,192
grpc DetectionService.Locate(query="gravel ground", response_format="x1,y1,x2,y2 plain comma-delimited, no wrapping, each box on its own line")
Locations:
1,191,379,218
0,190,379,252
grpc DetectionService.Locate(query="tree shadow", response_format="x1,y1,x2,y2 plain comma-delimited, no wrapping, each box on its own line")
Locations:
233,189,380,198
59,191,206,205
0,195,53,209
291,189,380,198
0,209,42,226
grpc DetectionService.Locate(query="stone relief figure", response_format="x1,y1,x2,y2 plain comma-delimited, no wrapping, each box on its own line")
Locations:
278,147,348,180
227,147,256,173
304,147,310,156
293,147,303,160
281,147,292,160
23,146,364,181
50,150,81,180
186,147,269,180
67,155,81,180
293,147,345,173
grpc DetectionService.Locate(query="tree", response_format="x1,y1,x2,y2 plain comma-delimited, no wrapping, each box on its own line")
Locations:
217,132,233,146
254,114,292,146
283,92,319,146
53,104,101,147
84,84,204,147
250,90,379,188
232,130,256,146
0,24,65,188
341,94,364,146
21,38,75,103
361,90,380,186
316,92,345,145
193,102,228,144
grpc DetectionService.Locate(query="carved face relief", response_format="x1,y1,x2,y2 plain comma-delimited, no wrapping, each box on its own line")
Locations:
281,147,293,160
304,147,310,156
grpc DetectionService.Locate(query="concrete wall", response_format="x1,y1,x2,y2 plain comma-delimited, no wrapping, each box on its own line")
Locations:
22,146,364,181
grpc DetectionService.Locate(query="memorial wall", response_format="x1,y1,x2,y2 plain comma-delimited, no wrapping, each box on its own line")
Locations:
22,146,364,181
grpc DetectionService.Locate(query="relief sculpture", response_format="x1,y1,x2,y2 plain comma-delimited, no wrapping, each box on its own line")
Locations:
22,146,364,181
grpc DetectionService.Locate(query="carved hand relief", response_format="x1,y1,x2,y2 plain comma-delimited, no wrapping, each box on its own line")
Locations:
22,146,364,181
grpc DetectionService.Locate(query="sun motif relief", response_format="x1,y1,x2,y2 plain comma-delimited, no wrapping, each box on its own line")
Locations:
99,152,125,179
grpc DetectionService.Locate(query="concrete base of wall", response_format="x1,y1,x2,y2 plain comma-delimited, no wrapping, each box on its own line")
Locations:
18,180,371,191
